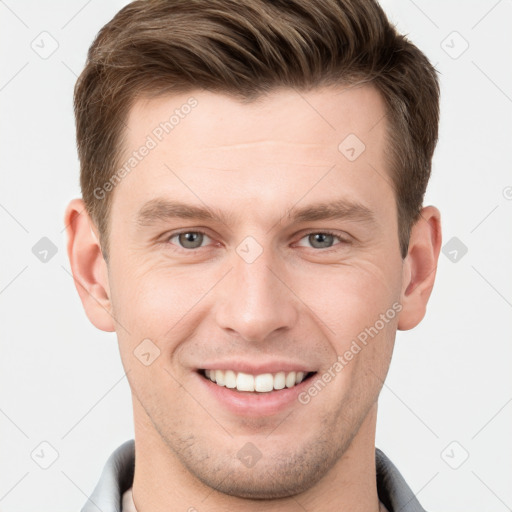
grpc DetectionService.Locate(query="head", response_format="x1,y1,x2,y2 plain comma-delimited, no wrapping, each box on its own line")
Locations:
66,0,441,502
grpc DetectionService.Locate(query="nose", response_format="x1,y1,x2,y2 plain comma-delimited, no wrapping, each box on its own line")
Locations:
214,246,299,343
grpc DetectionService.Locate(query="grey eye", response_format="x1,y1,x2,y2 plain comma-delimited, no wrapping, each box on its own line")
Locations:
307,233,336,249
175,232,206,249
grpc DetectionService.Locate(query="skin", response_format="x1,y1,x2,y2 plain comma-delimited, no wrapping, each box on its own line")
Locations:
65,85,441,512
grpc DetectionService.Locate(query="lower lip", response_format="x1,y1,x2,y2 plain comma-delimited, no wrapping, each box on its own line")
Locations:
196,372,314,417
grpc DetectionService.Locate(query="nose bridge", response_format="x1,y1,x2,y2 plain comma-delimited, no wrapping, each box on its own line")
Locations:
215,240,298,342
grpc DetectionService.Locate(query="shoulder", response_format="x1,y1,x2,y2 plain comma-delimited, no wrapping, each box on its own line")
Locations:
375,447,428,512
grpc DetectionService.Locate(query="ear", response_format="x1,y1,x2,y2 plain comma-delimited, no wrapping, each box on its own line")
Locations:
398,206,442,331
64,198,115,332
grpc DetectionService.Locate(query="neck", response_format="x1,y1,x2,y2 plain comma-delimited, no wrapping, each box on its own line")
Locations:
131,401,381,512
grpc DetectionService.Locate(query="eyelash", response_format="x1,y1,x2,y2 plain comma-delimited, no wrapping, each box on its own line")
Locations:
164,229,350,252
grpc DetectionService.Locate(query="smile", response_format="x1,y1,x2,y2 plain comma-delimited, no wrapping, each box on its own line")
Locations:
200,369,316,393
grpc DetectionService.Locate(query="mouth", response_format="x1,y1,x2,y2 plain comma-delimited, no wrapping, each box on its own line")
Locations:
198,369,317,393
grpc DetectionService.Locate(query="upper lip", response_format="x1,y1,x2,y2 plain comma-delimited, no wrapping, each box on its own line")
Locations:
197,360,316,375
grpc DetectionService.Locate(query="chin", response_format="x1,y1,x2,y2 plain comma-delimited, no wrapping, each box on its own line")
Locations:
175,434,348,500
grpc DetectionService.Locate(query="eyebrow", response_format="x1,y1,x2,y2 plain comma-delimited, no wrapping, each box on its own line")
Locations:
136,197,376,228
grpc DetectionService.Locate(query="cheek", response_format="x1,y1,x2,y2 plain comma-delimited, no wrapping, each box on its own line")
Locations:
293,257,402,345
295,260,401,404
109,254,210,335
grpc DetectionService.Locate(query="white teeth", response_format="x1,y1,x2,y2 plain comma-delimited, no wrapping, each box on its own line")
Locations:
236,372,254,391
273,371,286,390
254,373,274,392
224,370,237,388
285,371,296,388
204,369,309,392
215,370,226,386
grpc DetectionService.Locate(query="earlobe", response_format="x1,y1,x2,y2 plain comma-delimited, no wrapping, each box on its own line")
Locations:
397,206,442,331
64,198,116,332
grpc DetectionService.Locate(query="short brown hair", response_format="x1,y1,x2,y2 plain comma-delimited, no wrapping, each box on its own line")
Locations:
74,0,440,259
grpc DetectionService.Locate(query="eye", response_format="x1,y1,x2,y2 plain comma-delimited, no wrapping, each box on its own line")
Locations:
168,231,212,250
296,231,348,250
164,229,349,252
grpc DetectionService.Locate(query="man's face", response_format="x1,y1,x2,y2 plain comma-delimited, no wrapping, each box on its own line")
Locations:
106,86,406,498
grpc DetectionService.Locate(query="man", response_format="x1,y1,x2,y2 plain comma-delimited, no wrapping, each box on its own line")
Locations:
65,0,442,510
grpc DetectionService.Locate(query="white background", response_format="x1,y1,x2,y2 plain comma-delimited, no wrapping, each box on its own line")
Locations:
1,1,511,510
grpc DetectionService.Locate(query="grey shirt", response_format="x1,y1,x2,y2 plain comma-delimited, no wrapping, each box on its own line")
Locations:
81,440,426,512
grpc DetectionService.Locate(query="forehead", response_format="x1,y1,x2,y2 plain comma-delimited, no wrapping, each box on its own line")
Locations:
125,84,388,156
113,85,393,226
